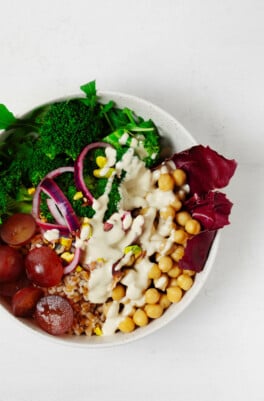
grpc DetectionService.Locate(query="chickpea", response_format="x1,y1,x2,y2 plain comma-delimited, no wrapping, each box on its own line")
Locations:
158,255,173,272
112,284,126,301
159,294,171,309
168,265,182,278
159,239,176,255
118,316,135,333
174,229,188,245
184,269,196,277
154,274,169,291
185,219,201,235
170,198,182,211
133,309,149,327
158,173,175,191
167,286,183,303
169,278,179,287
145,304,164,319
145,288,160,304
177,274,194,291
172,169,187,186
171,246,185,262
175,211,192,226
148,263,162,279
160,206,176,220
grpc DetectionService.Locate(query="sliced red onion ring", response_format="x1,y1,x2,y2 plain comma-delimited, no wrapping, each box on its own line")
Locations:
32,167,74,217
40,178,80,233
37,220,70,236
63,247,81,275
46,198,67,226
32,167,76,235
74,142,112,205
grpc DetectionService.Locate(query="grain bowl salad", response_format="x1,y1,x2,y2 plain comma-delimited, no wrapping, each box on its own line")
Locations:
0,81,237,337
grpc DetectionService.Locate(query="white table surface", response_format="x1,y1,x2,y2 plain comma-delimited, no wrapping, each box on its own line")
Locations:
0,1,263,400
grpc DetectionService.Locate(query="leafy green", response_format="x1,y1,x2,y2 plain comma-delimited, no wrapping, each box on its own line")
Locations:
103,106,160,167
0,80,161,222
0,104,16,129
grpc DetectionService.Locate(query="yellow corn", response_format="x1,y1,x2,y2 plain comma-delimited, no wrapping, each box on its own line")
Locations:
60,237,72,250
75,265,83,273
73,191,83,201
93,168,102,178
93,167,115,178
96,156,107,168
61,252,74,263
27,187,36,195
81,223,92,239
94,326,102,336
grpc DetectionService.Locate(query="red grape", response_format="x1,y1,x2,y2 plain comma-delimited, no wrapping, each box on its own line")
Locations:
0,245,24,283
35,295,74,335
25,246,64,287
12,287,44,317
0,213,36,246
0,274,30,297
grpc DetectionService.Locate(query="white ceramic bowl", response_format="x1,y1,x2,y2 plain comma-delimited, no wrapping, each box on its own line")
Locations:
0,91,220,347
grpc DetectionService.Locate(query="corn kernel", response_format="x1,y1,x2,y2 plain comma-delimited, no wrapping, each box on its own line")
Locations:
60,237,72,250
73,191,83,200
96,156,107,168
94,326,102,336
61,252,74,263
93,169,102,178
75,265,83,272
27,187,36,195
93,167,115,178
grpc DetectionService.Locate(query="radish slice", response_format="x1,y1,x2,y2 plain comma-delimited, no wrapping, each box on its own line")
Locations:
74,142,112,204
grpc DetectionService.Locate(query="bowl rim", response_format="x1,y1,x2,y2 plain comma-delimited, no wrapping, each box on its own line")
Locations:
0,90,220,348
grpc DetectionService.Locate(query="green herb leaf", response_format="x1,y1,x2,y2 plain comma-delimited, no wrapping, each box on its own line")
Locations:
80,80,97,107
0,104,16,129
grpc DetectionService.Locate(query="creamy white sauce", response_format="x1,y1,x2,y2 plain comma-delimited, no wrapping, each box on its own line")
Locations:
77,147,179,333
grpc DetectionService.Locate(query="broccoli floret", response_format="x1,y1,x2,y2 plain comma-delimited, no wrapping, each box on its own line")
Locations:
35,99,104,160
0,185,33,223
